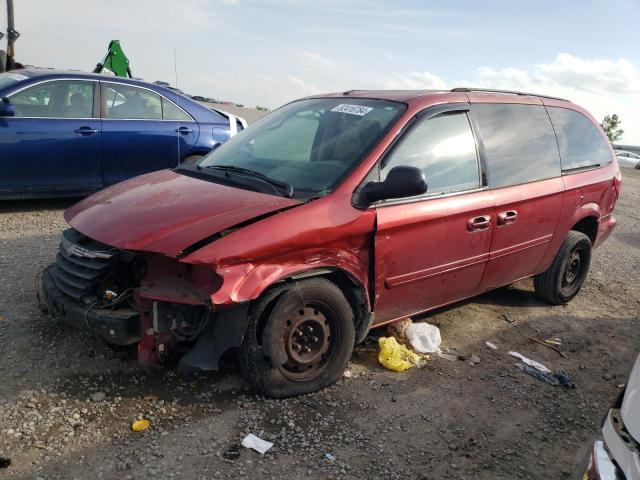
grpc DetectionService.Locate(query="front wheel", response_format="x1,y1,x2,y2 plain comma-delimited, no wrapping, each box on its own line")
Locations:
238,278,355,398
534,230,592,305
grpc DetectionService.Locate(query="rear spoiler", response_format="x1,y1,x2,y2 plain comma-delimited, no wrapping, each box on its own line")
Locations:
209,108,247,136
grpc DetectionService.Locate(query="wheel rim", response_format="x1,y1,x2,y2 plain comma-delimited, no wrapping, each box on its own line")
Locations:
561,244,588,295
279,303,339,381
563,251,581,286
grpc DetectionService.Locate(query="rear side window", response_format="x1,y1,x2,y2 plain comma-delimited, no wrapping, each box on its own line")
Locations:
103,83,162,120
381,111,481,196
546,107,612,171
162,98,192,121
474,104,560,188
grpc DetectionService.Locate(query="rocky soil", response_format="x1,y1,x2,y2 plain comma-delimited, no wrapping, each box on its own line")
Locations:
0,170,638,479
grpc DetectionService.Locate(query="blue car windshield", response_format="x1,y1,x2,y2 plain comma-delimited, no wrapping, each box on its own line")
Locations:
196,98,405,198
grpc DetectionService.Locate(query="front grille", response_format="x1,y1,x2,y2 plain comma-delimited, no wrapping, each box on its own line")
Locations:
52,229,118,301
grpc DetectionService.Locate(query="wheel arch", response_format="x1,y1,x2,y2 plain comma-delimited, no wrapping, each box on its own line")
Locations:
211,260,373,344
570,214,599,244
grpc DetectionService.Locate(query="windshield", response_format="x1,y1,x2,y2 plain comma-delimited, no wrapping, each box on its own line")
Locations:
195,98,405,198
0,72,28,91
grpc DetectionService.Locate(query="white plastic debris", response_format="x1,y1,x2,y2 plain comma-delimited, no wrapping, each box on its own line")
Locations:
406,322,441,353
241,434,273,454
485,341,498,350
508,351,552,374
325,453,336,462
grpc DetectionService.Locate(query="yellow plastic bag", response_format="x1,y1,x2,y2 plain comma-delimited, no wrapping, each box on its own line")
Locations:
378,336,422,372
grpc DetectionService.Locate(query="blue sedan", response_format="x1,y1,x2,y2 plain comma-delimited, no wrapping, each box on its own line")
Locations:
0,69,244,199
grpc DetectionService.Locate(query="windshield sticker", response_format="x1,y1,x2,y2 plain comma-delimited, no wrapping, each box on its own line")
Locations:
331,104,373,116
7,73,28,81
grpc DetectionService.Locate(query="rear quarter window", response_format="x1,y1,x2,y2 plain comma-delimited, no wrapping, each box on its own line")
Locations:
473,103,561,188
546,107,612,171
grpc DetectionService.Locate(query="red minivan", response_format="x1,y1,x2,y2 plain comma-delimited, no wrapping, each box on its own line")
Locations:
41,88,620,397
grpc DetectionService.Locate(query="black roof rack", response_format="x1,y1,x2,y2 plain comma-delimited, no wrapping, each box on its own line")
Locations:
450,87,569,102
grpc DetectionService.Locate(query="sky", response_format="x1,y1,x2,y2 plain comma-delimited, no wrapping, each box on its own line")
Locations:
3,0,640,143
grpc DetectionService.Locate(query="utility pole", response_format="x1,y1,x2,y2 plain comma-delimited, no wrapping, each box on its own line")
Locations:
0,0,20,72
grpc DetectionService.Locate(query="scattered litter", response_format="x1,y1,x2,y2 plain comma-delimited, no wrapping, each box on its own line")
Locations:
131,419,150,432
468,354,481,365
438,352,458,362
485,341,498,350
0,458,10,469
544,337,562,346
387,318,413,344
406,322,441,353
325,453,336,462
554,369,576,389
241,434,273,454
499,313,515,324
91,392,106,402
516,362,559,386
524,334,567,358
343,370,353,378
378,336,424,372
516,363,576,389
508,351,552,374
223,444,241,461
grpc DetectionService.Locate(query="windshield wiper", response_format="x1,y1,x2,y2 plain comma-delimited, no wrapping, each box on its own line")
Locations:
202,165,294,198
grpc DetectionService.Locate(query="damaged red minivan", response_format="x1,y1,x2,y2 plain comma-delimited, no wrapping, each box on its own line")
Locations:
41,88,620,397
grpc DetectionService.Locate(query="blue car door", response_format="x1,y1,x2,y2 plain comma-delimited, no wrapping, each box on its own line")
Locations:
0,79,102,195
100,81,199,186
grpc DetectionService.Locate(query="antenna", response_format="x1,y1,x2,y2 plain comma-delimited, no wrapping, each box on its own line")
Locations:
174,49,181,164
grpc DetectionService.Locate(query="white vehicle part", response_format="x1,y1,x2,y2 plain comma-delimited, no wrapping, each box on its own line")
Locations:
210,108,247,136
602,410,640,480
621,353,640,442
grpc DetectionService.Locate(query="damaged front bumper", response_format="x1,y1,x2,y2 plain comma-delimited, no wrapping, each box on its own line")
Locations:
41,262,250,372
41,267,141,346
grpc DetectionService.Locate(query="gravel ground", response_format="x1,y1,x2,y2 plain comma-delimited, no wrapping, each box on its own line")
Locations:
0,170,639,480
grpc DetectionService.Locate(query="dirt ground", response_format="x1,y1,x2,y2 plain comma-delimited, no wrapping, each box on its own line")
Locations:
0,170,638,480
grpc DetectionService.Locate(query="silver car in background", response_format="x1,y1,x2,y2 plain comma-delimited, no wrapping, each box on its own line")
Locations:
615,151,640,169
582,353,640,479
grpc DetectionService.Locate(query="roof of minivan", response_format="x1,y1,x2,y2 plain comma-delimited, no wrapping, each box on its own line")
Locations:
310,88,574,106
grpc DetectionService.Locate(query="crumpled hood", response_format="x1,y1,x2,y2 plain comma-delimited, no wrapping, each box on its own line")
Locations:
621,353,640,441
65,169,301,256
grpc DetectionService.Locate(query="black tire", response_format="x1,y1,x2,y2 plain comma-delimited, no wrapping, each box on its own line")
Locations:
238,278,355,398
534,230,592,305
182,154,203,165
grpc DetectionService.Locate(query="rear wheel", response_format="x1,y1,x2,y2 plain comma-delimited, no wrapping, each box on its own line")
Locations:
238,278,355,398
534,230,592,305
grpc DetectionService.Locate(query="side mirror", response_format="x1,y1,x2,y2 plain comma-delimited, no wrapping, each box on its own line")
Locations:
364,165,428,203
0,97,15,117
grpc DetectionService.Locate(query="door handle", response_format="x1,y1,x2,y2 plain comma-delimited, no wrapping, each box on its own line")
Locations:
497,210,518,226
467,215,491,231
74,127,98,135
175,126,194,134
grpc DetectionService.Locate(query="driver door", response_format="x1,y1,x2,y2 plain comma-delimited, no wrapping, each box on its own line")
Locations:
372,106,494,324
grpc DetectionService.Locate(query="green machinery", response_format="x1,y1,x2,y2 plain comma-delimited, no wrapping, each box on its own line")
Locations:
93,40,132,78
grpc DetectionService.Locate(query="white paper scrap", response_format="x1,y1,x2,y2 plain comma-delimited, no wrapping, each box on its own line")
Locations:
508,351,552,374
241,434,273,454
485,341,498,350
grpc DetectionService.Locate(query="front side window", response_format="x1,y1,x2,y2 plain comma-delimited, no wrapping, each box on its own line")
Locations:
547,107,612,171
104,83,162,120
474,104,561,188
381,111,481,196
195,98,405,198
10,80,94,118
